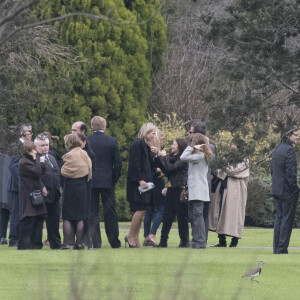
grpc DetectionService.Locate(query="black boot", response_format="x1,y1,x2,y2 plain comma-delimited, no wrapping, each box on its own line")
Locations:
229,237,238,247
178,240,190,248
211,234,227,247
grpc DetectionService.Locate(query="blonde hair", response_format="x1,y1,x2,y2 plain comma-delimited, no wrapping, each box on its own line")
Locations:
138,122,158,140
91,116,107,131
64,134,82,151
149,128,163,150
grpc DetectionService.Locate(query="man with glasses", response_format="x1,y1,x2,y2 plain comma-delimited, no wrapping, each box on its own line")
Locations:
271,126,299,254
6,124,33,246
71,121,88,135
35,134,62,249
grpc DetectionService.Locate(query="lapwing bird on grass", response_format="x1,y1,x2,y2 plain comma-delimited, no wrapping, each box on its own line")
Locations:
242,261,264,283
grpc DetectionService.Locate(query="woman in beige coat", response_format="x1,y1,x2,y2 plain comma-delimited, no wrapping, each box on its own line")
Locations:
61,134,92,250
209,145,249,247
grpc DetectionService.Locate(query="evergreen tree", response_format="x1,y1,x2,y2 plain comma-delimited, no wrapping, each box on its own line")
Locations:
33,0,158,154
205,0,300,133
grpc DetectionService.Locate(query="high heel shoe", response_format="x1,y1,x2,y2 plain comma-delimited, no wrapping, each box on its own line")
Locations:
124,236,139,248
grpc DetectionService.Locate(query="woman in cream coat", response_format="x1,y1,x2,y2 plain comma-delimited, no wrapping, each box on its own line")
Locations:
180,133,213,249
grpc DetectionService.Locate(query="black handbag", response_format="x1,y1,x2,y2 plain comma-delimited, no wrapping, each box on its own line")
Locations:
179,187,188,203
29,190,44,207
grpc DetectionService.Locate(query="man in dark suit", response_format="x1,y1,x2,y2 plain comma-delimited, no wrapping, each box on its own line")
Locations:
35,134,62,249
271,126,299,254
87,116,122,248
7,124,33,247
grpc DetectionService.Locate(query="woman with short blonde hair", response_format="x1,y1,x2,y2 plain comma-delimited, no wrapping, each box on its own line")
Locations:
126,122,158,247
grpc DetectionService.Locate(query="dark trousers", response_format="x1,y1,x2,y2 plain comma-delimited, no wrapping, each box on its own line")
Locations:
273,194,298,254
90,187,121,248
18,216,44,250
8,191,20,246
203,201,209,242
46,201,61,249
160,187,189,244
0,207,10,239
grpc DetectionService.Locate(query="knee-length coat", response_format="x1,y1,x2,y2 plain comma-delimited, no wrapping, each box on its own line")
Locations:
209,160,249,239
19,154,47,220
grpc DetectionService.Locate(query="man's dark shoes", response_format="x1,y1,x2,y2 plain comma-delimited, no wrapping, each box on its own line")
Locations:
157,241,167,248
229,237,238,248
0,238,7,245
211,242,227,247
178,240,190,248
60,244,71,250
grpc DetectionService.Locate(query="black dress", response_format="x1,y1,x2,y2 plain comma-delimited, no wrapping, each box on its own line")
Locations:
127,138,154,212
62,176,88,221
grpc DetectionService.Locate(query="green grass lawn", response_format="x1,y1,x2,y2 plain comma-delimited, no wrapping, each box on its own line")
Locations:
1,226,300,300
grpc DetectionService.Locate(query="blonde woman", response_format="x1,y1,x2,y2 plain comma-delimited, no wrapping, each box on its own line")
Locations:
126,123,158,248
180,133,213,249
61,134,92,250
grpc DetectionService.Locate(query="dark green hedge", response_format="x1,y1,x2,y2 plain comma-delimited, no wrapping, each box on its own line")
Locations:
245,177,300,228
245,177,275,227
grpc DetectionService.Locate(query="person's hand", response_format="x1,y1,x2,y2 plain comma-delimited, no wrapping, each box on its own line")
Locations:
162,188,167,196
157,171,165,179
151,146,159,156
193,144,206,152
139,180,148,189
158,150,167,157
42,187,48,197
40,156,45,163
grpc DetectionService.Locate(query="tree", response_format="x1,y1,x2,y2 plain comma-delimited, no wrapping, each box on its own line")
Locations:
0,0,76,154
205,0,300,133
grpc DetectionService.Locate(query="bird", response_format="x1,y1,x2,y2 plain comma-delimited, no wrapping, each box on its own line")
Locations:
242,261,264,283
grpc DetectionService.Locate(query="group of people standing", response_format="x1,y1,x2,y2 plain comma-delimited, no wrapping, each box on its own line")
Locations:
0,116,122,250
125,121,250,249
0,117,251,250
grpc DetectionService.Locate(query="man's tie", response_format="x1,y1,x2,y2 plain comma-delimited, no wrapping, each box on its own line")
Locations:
44,155,53,168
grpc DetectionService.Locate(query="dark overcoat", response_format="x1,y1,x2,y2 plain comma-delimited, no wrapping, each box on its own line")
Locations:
87,132,122,188
271,140,299,199
19,154,47,220
7,157,19,192
36,153,60,203
126,138,154,204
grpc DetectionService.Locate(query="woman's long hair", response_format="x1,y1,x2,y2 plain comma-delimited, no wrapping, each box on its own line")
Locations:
176,138,188,156
191,133,213,161
149,128,163,150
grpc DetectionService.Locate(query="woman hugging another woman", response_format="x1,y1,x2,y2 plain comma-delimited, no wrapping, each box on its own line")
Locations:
180,133,213,249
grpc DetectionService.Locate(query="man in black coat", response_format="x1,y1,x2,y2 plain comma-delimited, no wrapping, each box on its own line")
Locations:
271,126,299,254
87,116,122,248
6,124,33,247
35,134,62,249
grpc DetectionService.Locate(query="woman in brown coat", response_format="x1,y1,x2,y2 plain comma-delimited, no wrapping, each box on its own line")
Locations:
18,141,47,250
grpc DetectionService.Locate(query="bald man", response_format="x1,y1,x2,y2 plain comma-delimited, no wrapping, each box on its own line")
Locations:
71,122,88,135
